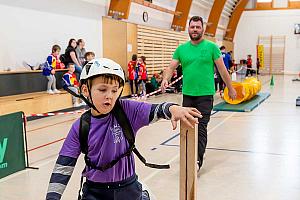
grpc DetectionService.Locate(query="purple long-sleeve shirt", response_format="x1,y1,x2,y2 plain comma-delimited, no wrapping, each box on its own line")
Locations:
59,99,151,182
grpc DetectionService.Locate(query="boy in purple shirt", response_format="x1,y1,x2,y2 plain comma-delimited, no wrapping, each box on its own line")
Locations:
46,58,201,200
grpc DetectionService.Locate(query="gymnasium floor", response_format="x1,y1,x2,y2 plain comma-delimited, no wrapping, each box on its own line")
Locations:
1,75,300,200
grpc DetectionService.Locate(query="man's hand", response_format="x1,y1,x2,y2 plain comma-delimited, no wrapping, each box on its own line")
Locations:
228,87,237,100
51,69,55,75
169,105,202,130
160,79,169,93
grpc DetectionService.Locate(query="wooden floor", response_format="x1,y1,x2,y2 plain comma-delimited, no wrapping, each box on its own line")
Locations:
1,75,300,200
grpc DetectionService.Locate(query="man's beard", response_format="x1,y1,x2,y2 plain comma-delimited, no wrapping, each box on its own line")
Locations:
189,31,203,41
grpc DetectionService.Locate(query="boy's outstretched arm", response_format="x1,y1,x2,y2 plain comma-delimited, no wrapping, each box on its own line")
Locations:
149,103,202,130
169,105,201,130
46,155,77,200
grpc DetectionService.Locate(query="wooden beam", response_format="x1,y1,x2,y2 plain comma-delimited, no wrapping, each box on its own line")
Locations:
256,2,273,9
204,0,227,37
171,0,193,31
224,0,249,41
180,122,198,200
131,0,180,15
289,1,300,8
108,0,131,19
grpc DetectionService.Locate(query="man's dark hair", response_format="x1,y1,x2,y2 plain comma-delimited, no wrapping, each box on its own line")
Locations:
220,46,226,50
132,54,137,61
189,16,203,27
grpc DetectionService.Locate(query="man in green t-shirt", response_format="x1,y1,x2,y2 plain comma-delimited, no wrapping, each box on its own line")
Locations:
161,16,237,171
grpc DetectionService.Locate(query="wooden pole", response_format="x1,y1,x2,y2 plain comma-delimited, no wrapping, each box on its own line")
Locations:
180,122,198,200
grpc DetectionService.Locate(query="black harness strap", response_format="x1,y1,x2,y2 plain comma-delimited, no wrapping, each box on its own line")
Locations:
112,101,169,169
79,100,170,171
64,87,96,110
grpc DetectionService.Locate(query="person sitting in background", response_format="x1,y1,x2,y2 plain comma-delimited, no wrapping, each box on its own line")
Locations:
82,51,95,66
43,45,62,94
46,45,65,70
62,63,84,107
76,39,86,66
149,73,161,93
64,39,82,79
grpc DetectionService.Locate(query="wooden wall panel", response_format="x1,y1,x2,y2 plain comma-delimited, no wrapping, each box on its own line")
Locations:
102,17,127,72
126,23,138,78
258,35,285,75
222,40,234,53
137,25,188,78
204,35,216,43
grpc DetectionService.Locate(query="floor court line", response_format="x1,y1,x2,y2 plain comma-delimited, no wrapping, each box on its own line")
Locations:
143,112,235,183
159,111,220,146
27,118,77,133
27,137,66,152
206,147,300,157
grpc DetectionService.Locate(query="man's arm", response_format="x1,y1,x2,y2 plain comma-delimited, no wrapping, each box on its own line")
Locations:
215,57,237,99
161,59,180,92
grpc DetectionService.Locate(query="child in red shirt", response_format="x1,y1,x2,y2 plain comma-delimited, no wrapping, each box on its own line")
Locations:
137,56,147,97
127,54,138,96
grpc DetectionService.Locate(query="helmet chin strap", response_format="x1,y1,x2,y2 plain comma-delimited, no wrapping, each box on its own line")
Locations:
85,80,101,114
65,83,100,113
66,81,125,114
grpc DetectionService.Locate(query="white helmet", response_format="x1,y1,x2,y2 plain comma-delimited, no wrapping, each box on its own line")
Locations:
80,58,125,82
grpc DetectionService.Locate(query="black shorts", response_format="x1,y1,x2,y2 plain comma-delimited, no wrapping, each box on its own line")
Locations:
81,175,143,200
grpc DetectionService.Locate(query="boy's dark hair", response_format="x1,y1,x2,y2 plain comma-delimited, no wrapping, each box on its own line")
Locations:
84,52,95,60
189,16,203,27
85,74,125,88
68,63,75,67
132,54,137,61
68,38,76,47
220,46,226,50
52,45,61,53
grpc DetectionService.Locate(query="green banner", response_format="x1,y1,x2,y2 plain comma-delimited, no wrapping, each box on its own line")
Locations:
0,112,26,179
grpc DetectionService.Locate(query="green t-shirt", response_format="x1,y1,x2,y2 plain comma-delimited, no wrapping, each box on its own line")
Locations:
173,39,221,96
